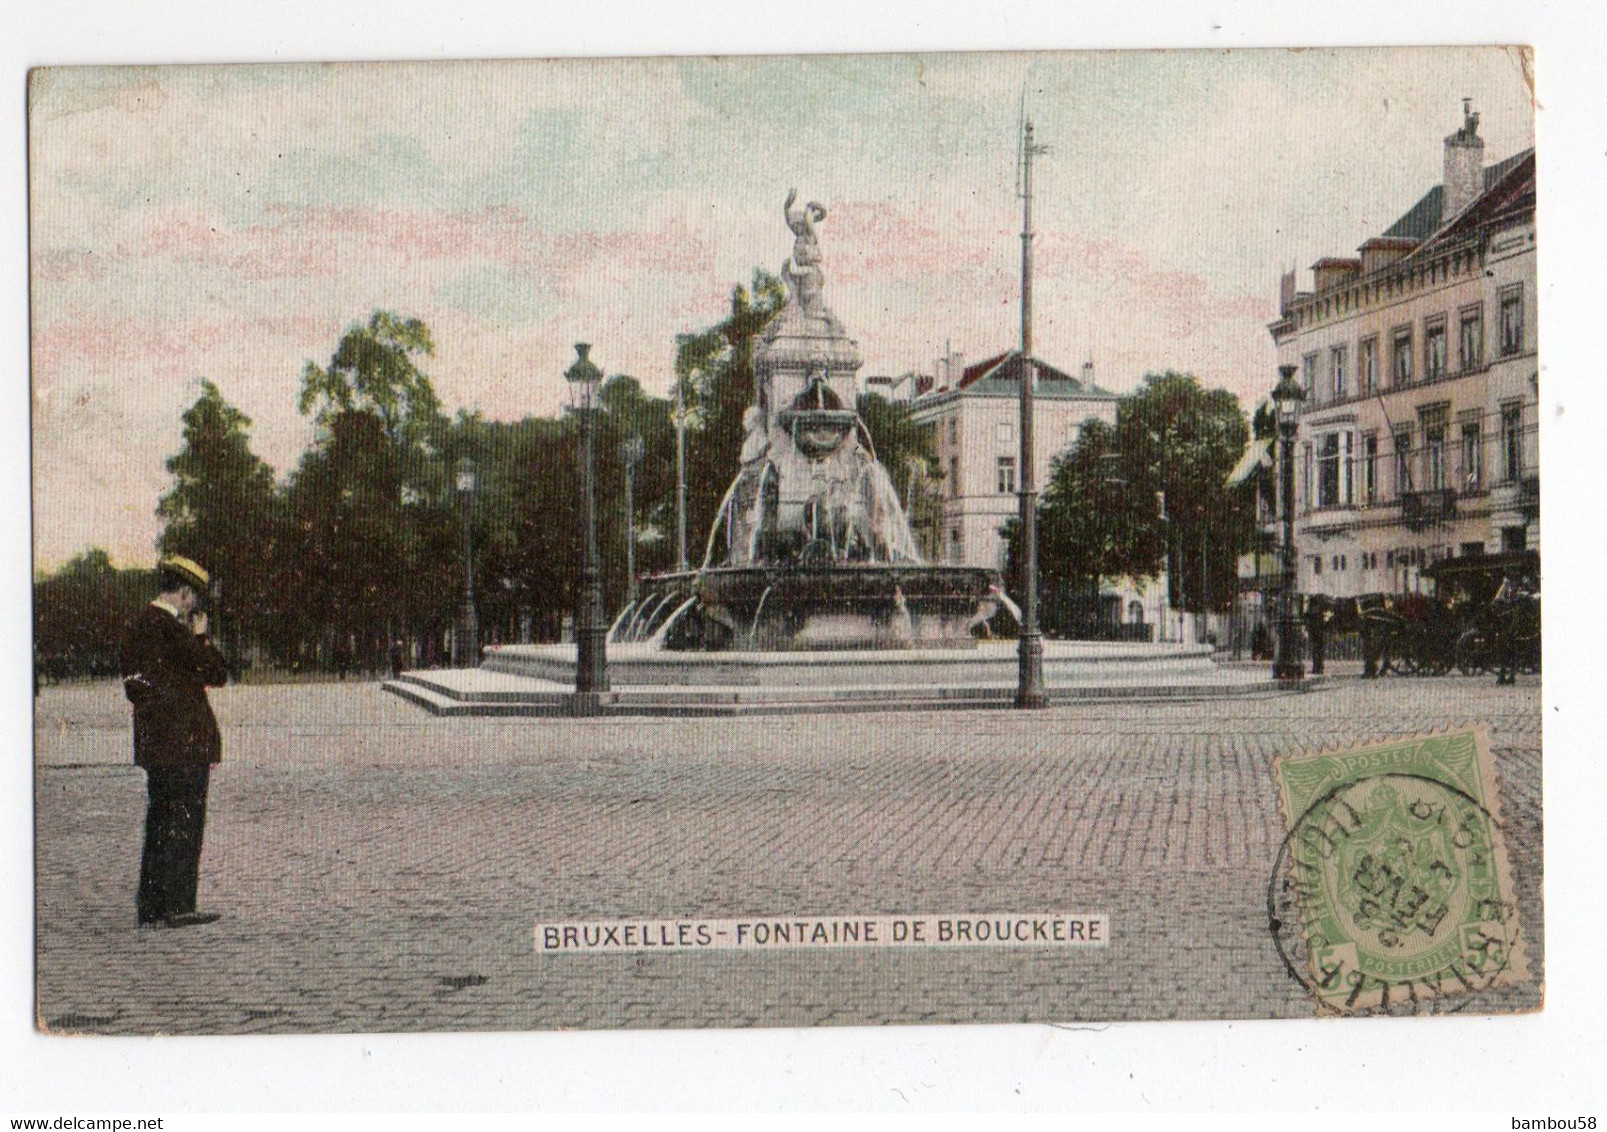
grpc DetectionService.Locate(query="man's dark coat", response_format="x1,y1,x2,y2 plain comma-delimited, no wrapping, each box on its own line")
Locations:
120,604,229,766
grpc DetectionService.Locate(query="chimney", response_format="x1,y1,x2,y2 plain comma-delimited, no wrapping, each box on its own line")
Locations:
1279,268,1297,317
1442,98,1485,223
948,350,964,385
1080,359,1095,389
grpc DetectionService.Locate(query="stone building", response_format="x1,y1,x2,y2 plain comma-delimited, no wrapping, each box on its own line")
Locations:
1268,103,1537,600
908,350,1119,569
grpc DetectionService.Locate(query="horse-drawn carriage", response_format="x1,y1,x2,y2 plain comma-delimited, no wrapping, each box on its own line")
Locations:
1332,550,1540,677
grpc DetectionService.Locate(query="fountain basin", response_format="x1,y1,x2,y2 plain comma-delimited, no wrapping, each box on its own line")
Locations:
611,565,1002,651
481,638,1220,690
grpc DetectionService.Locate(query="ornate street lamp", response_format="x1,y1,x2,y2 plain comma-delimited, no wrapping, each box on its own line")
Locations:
454,455,479,667
620,436,645,609
566,342,608,714
1271,364,1306,683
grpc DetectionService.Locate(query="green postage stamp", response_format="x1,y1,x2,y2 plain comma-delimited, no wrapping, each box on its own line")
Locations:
1270,726,1528,1015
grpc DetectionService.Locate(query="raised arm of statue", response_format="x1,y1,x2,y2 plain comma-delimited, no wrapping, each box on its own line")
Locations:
784,189,827,266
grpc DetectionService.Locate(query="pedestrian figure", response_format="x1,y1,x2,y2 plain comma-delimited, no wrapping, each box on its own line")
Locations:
1491,569,1536,686
1250,622,1270,662
120,555,229,928
1360,606,1382,678
1302,594,1331,676
390,638,406,678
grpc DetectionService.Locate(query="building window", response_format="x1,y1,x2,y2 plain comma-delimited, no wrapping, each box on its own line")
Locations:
1301,442,1312,512
1312,555,1323,576
1393,430,1413,497
947,416,959,445
1302,352,1319,400
1392,327,1413,386
996,455,1016,495
1330,345,1347,400
1361,433,1377,505
996,420,1013,445
1316,433,1341,508
1424,318,1447,381
1500,285,1524,356
1424,423,1446,491
1461,422,1482,492
1501,402,1523,482
1459,306,1483,371
949,455,960,497
1359,336,1378,395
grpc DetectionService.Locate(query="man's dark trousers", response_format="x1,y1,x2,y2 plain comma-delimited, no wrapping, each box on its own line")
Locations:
137,764,211,923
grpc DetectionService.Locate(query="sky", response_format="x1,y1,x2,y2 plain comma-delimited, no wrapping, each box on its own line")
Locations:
29,47,1536,569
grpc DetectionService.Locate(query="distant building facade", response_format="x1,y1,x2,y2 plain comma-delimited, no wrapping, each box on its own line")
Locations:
908,350,1119,570
1268,103,1537,600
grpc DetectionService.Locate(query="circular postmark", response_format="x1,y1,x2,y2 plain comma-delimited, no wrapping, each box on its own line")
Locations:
1268,771,1521,1016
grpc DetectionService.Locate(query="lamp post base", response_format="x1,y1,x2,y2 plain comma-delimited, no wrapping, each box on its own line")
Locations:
1272,616,1304,684
570,691,606,718
455,607,479,669
1015,634,1049,709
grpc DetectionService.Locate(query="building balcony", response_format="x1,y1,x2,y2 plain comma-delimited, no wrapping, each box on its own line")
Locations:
1486,474,1539,518
1400,488,1458,529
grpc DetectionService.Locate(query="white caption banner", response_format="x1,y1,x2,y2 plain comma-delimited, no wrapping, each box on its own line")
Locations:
535,912,1110,952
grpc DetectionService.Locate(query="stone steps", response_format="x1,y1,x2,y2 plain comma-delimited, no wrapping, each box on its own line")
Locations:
382,666,1306,718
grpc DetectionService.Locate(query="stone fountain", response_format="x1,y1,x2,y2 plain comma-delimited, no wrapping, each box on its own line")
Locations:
607,190,1003,651
384,193,1247,714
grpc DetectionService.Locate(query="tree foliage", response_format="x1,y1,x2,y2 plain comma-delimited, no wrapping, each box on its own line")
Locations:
40,281,972,677
34,550,156,681
298,311,441,450
156,380,281,657
675,269,786,560
1005,371,1255,624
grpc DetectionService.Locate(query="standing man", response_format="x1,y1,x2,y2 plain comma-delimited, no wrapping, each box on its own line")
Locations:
1302,593,1331,676
120,556,229,928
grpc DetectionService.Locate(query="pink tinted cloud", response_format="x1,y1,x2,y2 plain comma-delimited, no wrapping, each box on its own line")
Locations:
32,317,237,382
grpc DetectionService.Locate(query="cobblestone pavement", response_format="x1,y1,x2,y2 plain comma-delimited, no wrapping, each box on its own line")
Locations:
34,674,1543,1034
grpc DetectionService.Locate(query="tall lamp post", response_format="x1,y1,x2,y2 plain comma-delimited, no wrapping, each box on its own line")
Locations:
674,374,689,573
620,436,645,608
454,456,479,667
1015,117,1049,709
1271,364,1306,683
566,342,609,714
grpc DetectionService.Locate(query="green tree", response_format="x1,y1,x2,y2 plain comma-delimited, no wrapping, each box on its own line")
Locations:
156,379,281,665
674,269,786,564
34,550,156,681
291,311,443,669
856,391,938,511
298,311,441,451
1112,372,1253,616
1004,372,1253,627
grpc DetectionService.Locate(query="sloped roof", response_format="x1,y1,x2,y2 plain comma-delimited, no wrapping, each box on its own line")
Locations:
1381,149,1533,241
953,350,1118,400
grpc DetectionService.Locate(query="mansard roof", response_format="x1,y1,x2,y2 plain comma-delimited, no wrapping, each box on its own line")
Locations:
1381,148,1534,242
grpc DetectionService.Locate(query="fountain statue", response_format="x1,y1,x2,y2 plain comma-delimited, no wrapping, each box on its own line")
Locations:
610,192,1005,650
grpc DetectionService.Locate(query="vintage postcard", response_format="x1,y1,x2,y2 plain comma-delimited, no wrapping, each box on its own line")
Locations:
30,46,1543,1035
